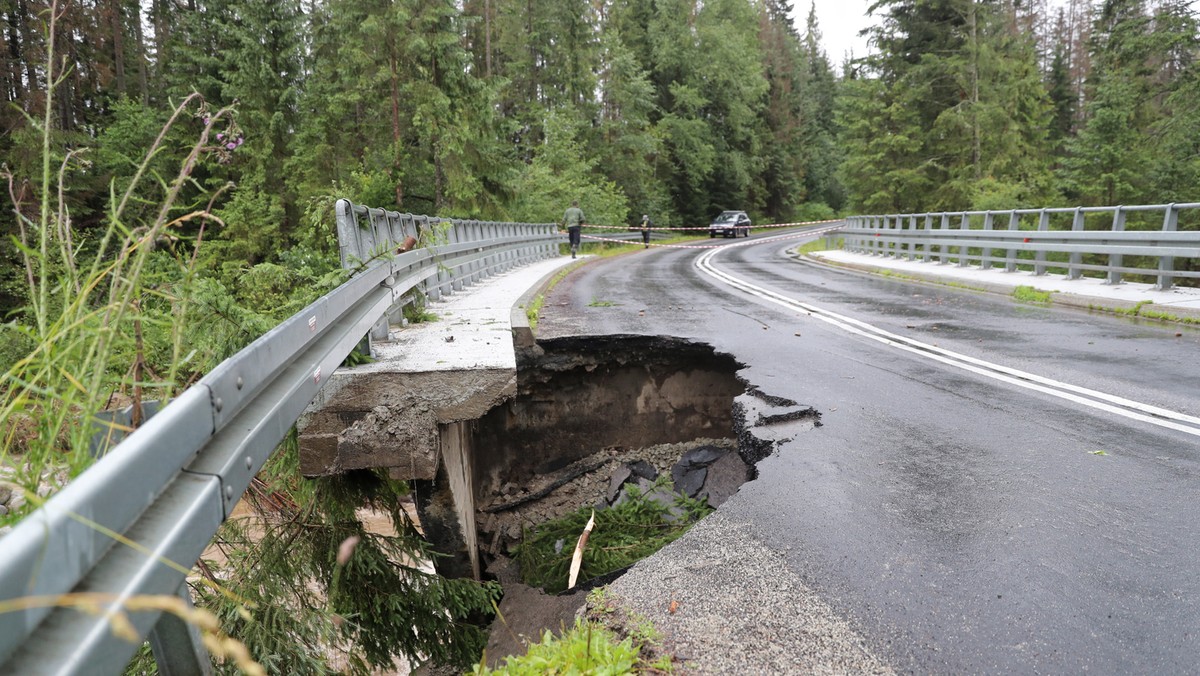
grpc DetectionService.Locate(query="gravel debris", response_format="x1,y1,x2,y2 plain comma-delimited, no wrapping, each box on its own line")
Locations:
603,509,894,675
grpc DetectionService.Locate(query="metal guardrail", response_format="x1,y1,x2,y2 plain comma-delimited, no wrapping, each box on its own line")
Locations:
0,199,559,674
844,203,1200,289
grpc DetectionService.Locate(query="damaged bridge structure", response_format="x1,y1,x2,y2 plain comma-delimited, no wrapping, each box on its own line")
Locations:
0,198,817,674
0,201,559,673
297,214,809,582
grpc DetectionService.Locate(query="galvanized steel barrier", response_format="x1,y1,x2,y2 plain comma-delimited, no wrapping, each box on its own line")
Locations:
0,199,559,674
843,203,1200,290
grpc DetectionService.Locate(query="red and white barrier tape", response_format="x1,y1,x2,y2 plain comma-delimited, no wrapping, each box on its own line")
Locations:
577,223,842,250
572,218,842,232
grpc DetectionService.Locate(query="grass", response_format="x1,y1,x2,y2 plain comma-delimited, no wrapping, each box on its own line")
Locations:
793,236,844,256
515,477,712,595
471,619,643,675
524,294,545,330
403,302,439,324
471,590,678,674
1138,307,1200,325
1012,285,1053,303
587,299,618,307
524,266,576,330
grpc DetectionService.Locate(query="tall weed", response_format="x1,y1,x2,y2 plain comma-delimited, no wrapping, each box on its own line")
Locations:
0,2,239,505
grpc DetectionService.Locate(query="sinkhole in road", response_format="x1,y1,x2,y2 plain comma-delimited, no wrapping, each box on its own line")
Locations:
415,334,821,598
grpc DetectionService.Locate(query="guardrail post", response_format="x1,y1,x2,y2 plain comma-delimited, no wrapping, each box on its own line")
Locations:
1067,208,1085,279
494,224,508,272
449,220,465,292
464,220,478,284
958,213,970,267
335,199,360,268
1005,211,1020,272
1034,209,1049,276
421,216,443,301
937,213,951,264
1157,203,1178,290
1107,206,1126,285
477,222,489,273
148,582,212,676
504,222,516,269
981,211,994,269
905,215,917,261
921,214,933,262
368,207,388,258
893,215,903,258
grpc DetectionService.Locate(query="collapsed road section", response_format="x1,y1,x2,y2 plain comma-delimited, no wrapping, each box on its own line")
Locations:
298,329,819,586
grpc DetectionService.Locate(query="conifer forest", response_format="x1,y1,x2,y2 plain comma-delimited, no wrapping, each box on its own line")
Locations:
1,0,1199,672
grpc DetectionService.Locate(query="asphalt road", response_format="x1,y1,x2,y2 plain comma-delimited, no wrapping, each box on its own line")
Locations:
537,229,1200,673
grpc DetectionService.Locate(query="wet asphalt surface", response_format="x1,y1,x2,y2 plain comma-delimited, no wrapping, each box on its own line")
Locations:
537,231,1200,673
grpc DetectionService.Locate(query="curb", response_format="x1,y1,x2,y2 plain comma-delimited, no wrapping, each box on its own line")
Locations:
802,252,1200,325
510,256,584,352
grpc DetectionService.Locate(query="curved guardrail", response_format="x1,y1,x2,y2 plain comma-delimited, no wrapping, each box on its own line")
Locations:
844,204,1200,289
0,200,560,674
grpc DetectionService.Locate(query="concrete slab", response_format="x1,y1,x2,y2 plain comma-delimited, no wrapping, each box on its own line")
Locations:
809,249,1200,320
298,254,581,478
363,255,584,372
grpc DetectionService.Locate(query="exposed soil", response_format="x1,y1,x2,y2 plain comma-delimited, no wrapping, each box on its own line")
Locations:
474,437,745,669
477,437,738,557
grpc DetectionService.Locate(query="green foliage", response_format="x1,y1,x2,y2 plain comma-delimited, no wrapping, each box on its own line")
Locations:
198,438,502,673
508,112,630,227
403,301,439,324
524,295,546,331
843,0,1058,213
1,83,242,496
472,619,641,675
794,237,841,256
516,478,713,595
795,202,837,223
1012,286,1053,303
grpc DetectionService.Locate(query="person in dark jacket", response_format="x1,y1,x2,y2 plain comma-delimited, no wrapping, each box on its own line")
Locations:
640,214,652,248
562,200,585,259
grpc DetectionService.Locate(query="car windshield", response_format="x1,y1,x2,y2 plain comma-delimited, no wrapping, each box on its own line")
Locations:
713,213,739,224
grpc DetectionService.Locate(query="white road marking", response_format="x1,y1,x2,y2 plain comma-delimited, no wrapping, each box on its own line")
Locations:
695,233,1200,438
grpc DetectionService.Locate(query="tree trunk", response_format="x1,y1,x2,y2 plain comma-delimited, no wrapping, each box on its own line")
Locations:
484,0,492,78
132,0,148,104
390,43,403,207
3,6,23,102
110,0,126,94
152,0,169,83
969,0,980,181
18,0,38,95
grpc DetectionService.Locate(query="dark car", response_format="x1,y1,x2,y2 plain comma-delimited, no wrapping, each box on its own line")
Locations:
708,210,751,238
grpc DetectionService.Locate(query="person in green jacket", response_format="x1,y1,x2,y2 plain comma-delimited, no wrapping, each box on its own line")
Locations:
562,200,585,259
639,214,652,248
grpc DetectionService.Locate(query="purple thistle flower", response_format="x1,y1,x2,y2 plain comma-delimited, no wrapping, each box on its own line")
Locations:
226,142,237,150
235,137,244,147
217,132,225,141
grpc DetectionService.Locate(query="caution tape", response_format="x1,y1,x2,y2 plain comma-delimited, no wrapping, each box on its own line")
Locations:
576,223,843,250
571,218,843,232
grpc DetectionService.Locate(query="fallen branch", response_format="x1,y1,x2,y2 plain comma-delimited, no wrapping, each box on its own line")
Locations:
481,458,609,514
567,510,596,590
